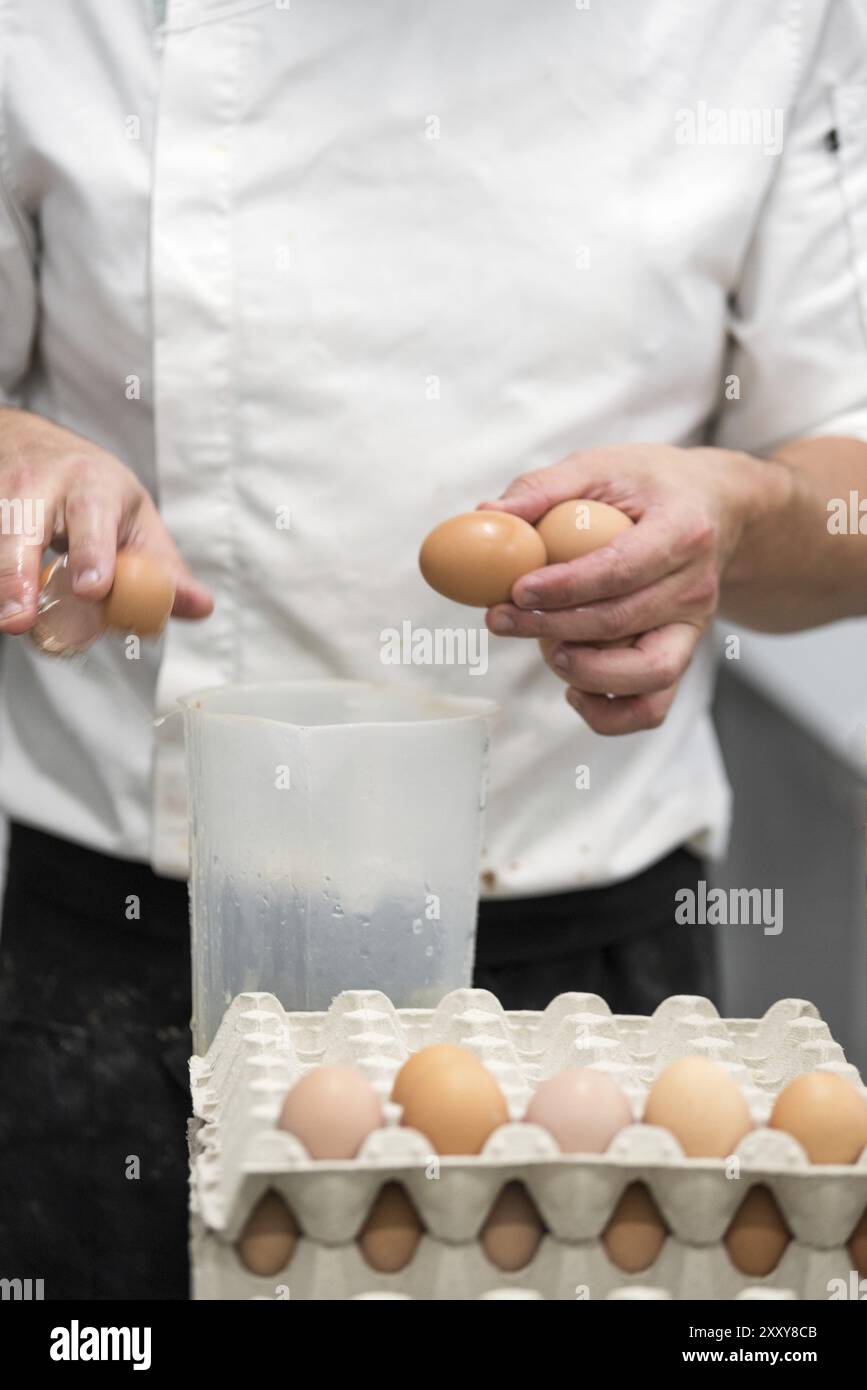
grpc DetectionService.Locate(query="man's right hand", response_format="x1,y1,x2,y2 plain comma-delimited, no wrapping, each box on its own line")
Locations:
0,408,213,634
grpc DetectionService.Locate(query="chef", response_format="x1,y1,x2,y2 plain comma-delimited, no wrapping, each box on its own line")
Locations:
0,0,866,1299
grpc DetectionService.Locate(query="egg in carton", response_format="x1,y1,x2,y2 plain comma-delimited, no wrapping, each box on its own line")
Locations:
189,989,867,1299
348,1288,800,1301
191,1201,855,1300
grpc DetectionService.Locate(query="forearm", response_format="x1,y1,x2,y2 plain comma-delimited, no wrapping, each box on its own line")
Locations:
720,435,867,632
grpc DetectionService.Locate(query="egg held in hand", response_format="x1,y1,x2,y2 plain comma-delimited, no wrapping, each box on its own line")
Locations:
104,550,175,637
534,498,634,564
418,498,632,608
419,510,546,607
32,547,176,655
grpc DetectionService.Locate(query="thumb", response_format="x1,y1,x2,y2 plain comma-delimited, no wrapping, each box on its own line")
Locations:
478,452,601,524
127,507,214,621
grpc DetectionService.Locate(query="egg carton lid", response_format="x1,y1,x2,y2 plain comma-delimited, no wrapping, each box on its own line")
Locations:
190,989,854,1129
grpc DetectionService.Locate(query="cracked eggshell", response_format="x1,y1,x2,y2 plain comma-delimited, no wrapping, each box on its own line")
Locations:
104,550,175,637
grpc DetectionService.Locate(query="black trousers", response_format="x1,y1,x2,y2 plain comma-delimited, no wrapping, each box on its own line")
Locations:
0,821,713,1300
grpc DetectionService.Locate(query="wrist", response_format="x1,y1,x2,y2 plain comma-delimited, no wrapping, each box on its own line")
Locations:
718,449,796,578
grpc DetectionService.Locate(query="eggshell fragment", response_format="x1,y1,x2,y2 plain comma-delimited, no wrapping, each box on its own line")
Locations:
104,550,175,637
724,1185,790,1277
278,1066,384,1159
535,498,634,564
769,1072,867,1165
419,511,546,607
602,1183,667,1273
32,554,108,655
524,1068,633,1154
643,1056,753,1158
236,1190,299,1276
480,1182,545,1272
358,1183,423,1273
392,1043,483,1107
400,1062,509,1155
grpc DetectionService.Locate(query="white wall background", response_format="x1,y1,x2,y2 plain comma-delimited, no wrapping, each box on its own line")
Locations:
712,619,867,1071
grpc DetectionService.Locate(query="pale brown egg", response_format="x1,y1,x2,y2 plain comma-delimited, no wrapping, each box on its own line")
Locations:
524,1068,633,1154
535,498,634,564
418,511,546,607
643,1057,753,1158
769,1072,867,1164
236,1189,299,1276
480,1182,546,1272
400,1061,509,1154
358,1182,424,1273
849,1206,867,1277
724,1185,790,1277
602,1182,667,1274
278,1066,384,1159
104,550,175,637
392,1043,484,1107
536,498,635,653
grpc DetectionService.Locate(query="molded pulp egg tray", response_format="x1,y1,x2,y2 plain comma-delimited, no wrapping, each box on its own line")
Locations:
188,990,867,1300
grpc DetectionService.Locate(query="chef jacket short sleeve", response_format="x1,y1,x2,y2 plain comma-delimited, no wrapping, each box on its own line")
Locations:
0,57,37,409
713,0,867,455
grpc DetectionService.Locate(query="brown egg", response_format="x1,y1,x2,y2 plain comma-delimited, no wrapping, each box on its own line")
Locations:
419,511,546,607
400,1061,509,1154
602,1182,667,1273
769,1072,867,1164
236,1190,299,1276
848,1206,867,1277
358,1182,424,1273
104,550,175,637
535,498,633,564
480,1182,545,1272
392,1044,484,1107
724,1185,790,1277
278,1066,384,1159
643,1057,753,1158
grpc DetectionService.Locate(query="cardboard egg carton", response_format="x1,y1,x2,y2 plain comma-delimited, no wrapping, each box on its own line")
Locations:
188,989,867,1301
349,1287,801,1300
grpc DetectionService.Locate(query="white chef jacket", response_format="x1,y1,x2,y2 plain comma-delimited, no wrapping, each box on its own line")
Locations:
0,0,866,893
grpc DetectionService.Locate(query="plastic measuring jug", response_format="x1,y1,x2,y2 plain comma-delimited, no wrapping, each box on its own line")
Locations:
180,680,496,1050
